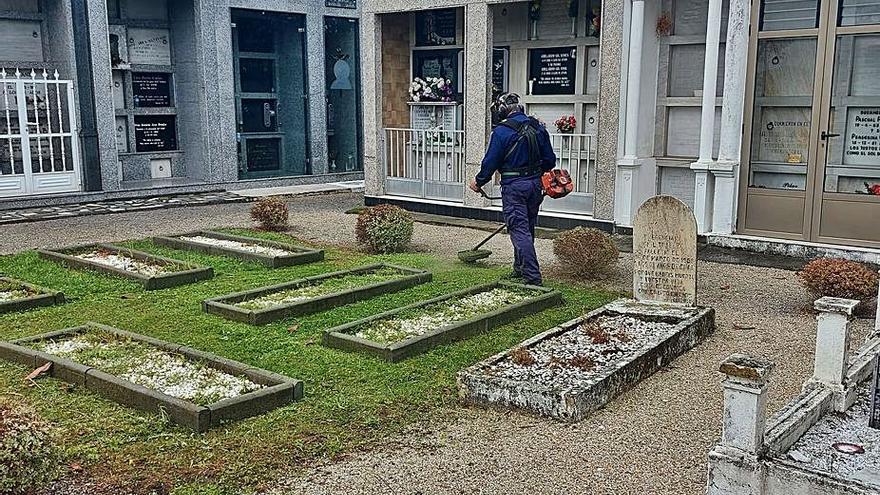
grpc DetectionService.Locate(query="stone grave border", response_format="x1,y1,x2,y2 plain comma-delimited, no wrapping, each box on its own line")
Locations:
153,230,324,268
0,276,65,314
322,282,563,362
0,323,302,432
203,263,432,325
38,244,214,290
458,299,715,422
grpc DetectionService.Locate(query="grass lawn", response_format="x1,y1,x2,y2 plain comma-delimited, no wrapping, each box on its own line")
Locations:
0,230,618,494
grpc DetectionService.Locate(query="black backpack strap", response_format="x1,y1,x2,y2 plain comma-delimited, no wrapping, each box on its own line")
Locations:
498,118,543,177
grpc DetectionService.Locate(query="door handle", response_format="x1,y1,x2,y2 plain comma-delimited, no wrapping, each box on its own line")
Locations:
820,131,840,140
263,102,276,128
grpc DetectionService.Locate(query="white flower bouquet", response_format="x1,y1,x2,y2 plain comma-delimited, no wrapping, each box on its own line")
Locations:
409,77,454,103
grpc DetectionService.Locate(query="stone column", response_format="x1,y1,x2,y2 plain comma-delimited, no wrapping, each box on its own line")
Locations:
614,0,646,226
718,353,774,455
711,0,752,234
593,0,625,221
361,12,384,196
83,0,120,191
462,2,493,207
812,297,859,393
690,0,723,233
306,14,328,175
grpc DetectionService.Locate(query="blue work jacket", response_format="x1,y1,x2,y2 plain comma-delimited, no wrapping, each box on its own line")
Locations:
475,112,557,187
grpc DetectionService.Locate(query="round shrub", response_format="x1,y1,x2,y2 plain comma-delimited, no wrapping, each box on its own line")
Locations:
250,196,289,231
798,258,879,303
552,227,619,278
355,205,414,253
0,401,60,493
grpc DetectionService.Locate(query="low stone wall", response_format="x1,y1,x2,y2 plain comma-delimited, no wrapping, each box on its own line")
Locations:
0,323,302,432
457,299,715,422
0,277,65,314
203,264,432,325
38,244,214,290
153,230,324,268
322,282,563,362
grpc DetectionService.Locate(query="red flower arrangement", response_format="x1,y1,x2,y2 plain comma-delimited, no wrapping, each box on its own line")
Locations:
866,182,880,196
554,115,577,133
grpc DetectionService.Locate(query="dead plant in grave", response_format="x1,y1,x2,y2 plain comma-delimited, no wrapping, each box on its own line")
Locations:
566,355,596,372
250,196,289,231
552,227,619,279
582,323,611,345
509,346,537,366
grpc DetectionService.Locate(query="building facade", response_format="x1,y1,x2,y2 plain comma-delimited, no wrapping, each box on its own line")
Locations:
361,0,880,251
0,0,364,204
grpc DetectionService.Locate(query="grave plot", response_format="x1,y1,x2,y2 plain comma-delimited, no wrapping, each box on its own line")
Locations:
708,298,880,495
153,231,324,268
204,264,432,325
322,282,562,362
459,196,715,421
0,277,65,314
458,300,714,421
38,244,213,290
0,323,302,432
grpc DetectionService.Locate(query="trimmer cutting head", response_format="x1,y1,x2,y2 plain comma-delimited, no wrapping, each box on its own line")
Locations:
457,249,493,263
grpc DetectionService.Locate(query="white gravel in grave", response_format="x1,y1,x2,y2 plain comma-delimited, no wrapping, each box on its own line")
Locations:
784,387,880,488
75,249,170,277
40,335,265,404
0,289,29,302
178,235,294,257
485,315,679,391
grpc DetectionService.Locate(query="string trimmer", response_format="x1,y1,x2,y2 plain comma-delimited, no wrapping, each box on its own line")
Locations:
458,188,505,263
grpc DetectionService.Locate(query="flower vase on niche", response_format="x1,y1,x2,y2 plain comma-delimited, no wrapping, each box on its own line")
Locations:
329,150,338,172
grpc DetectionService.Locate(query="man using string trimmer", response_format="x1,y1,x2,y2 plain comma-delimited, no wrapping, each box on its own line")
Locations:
468,93,560,286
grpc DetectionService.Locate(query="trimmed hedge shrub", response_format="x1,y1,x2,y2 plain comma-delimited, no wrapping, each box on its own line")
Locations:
552,227,619,278
798,258,879,304
250,196,289,231
0,401,60,493
355,205,414,253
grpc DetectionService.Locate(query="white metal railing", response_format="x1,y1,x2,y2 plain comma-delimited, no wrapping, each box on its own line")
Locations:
383,127,465,202
548,132,595,193
0,68,81,197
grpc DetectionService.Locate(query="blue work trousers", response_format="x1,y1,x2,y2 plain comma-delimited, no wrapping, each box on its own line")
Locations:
501,177,544,285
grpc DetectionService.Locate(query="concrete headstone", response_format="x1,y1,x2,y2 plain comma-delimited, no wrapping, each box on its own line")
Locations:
632,195,698,306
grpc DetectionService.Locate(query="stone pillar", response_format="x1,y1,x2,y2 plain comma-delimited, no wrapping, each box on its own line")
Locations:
306,14,328,175
812,297,860,392
361,12,384,197
462,2,493,207
614,0,645,226
718,353,775,455
875,272,879,333
83,0,120,191
711,0,752,234
593,0,625,221
690,0,723,233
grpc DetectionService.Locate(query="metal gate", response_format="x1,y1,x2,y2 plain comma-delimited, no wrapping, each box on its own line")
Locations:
383,127,465,202
0,69,81,198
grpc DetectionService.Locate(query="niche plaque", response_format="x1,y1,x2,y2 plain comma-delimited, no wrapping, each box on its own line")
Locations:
134,115,177,152
132,73,172,108
128,28,171,66
528,47,577,95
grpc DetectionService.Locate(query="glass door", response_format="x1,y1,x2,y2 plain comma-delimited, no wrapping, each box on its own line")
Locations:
324,17,362,173
232,10,310,179
813,2,880,246
741,0,880,247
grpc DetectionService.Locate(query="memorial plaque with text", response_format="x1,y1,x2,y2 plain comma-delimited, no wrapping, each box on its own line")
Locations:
493,48,508,95
134,115,177,152
844,108,880,166
128,28,172,66
415,9,456,46
326,0,356,8
132,72,172,108
632,196,698,306
529,47,576,95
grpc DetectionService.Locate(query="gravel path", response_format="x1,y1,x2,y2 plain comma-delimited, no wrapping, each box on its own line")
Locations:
4,193,872,495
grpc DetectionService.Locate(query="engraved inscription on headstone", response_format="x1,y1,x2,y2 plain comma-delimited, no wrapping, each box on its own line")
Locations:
632,196,698,306
415,9,457,46
528,47,577,95
128,28,172,66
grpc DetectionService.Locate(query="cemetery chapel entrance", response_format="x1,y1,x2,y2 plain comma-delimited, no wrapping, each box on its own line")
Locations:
231,10,310,179
740,0,880,248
